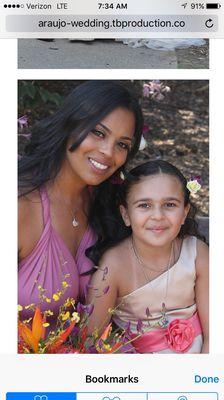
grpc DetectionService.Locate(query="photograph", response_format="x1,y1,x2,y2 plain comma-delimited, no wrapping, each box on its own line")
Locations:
18,38,209,69
18,79,209,354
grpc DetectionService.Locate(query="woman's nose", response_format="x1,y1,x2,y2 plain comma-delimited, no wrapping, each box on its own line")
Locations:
99,140,114,159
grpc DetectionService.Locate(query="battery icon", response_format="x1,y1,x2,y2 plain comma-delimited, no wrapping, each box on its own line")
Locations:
206,3,221,8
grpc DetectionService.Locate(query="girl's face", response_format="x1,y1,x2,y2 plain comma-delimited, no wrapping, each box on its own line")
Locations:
120,173,190,248
65,107,136,186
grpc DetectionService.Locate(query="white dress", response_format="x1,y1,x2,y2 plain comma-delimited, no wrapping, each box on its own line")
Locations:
113,236,203,353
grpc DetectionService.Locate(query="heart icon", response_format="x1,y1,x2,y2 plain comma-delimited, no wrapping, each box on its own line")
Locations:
102,397,121,400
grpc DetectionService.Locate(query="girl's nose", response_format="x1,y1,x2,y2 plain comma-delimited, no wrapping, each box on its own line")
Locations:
151,206,163,220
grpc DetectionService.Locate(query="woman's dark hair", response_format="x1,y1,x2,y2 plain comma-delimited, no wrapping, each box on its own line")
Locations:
19,80,143,195
87,160,205,266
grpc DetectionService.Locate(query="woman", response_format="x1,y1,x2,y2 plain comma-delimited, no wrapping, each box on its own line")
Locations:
18,80,143,324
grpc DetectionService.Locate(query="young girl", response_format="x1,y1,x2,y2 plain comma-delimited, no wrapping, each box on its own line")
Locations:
87,160,209,353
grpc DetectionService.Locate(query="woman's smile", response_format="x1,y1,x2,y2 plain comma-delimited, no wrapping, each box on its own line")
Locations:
88,157,111,173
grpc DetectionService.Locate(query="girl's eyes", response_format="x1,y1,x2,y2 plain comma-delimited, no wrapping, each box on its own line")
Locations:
138,203,150,209
137,202,177,209
164,202,177,208
91,129,130,152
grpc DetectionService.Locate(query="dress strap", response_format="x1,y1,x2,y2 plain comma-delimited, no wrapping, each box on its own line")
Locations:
39,187,51,226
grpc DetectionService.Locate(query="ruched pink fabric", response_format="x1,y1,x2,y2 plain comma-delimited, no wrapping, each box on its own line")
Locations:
18,187,97,324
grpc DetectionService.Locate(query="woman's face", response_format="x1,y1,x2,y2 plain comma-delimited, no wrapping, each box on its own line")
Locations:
65,107,136,186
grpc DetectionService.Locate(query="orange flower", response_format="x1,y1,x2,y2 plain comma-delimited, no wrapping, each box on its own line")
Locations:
45,321,75,353
18,307,45,353
99,323,112,341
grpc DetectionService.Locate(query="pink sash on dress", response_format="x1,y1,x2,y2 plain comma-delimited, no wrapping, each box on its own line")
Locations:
131,312,202,353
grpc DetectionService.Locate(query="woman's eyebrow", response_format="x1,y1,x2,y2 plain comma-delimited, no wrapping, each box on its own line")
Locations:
98,122,111,132
98,122,132,141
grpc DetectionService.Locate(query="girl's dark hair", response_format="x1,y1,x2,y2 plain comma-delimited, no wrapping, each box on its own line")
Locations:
87,160,205,265
19,80,143,195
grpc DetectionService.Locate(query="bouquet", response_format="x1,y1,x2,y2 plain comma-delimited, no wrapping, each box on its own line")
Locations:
18,277,133,354
18,300,131,354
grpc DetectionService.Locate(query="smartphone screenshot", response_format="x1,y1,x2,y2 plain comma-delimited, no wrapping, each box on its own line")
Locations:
0,0,223,399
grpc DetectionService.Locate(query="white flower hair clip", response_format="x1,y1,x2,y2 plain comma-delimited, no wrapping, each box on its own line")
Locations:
186,177,202,194
120,171,125,181
139,124,150,151
139,135,147,151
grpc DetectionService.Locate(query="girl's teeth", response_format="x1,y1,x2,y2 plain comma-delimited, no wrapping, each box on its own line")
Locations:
89,158,108,170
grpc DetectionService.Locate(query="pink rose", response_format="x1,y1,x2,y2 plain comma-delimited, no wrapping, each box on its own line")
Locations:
165,319,195,353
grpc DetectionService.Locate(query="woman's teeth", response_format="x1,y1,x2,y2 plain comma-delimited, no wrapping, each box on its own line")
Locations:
89,158,108,170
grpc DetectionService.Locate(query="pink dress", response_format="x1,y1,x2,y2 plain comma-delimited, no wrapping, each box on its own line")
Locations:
18,187,97,324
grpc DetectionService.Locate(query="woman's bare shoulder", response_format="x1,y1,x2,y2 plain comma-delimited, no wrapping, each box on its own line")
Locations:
18,191,40,219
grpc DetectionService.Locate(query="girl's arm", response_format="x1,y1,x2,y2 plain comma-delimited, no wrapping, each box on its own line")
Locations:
86,251,119,335
195,239,209,353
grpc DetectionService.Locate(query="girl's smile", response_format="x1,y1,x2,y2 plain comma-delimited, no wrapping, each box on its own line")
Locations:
146,226,169,233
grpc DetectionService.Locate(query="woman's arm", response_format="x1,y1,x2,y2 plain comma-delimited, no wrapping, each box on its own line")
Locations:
18,196,31,259
86,251,119,335
18,193,43,261
195,239,209,353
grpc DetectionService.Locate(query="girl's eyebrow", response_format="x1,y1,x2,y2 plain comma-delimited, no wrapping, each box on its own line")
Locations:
132,198,151,205
163,197,182,203
133,197,182,205
98,122,132,141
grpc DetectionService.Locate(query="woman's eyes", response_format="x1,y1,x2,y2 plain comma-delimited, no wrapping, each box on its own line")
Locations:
117,141,130,151
91,129,105,139
91,129,130,151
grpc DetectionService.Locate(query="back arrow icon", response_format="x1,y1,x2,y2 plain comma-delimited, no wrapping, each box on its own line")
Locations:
205,18,214,28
